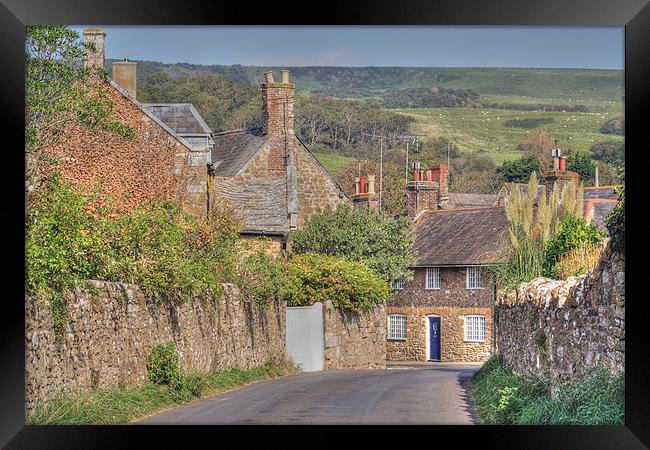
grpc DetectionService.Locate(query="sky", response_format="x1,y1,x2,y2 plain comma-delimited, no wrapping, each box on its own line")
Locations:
71,26,624,69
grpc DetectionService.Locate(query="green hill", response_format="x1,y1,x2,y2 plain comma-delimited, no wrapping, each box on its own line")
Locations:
107,60,623,103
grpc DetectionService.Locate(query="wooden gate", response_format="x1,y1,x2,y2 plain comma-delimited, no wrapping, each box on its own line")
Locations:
286,302,324,372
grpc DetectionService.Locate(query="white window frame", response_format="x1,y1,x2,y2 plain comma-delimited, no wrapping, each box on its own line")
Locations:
391,278,405,290
466,266,483,290
425,267,441,290
388,314,407,340
464,315,486,342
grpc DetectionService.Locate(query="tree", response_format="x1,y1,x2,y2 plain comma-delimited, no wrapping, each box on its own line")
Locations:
521,128,558,171
566,151,596,185
496,155,541,183
590,140,625,170
450,169,502,194
290,205,416,284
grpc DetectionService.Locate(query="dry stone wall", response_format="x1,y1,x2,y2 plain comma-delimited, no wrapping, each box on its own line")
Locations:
495,245,624,379
25,281,285,415
322,300,386,370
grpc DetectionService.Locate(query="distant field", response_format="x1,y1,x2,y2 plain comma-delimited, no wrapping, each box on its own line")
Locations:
314,152,355,176
396,98,624,164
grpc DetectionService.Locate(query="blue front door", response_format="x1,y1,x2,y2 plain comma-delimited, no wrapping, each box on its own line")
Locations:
429,317,441,361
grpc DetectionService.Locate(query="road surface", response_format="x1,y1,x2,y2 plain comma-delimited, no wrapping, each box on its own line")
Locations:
135,362,481,425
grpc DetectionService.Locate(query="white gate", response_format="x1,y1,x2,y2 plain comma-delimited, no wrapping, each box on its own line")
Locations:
286,302,324,372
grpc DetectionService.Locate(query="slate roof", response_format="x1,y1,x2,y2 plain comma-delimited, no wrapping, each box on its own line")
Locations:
495,183,546,205
210,128,266,177
412,206,510,267
448,193,498,209
583,186,618,200
584,199,617,232
141,103,212,135
212,177,287,233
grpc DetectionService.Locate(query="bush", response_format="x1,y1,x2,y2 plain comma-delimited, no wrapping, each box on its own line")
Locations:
554,244,605,279
504,118,554,128
470,356,624,425
497,155,541,183
543,217,604,278
146,342,182,386
290,205,415,284
283,254,391,312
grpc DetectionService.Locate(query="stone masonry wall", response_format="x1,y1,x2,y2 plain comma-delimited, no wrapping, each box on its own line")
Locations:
322,300,386,370
495,245,624,379
386,306,492,362
386,267,494,362
25,281,285,415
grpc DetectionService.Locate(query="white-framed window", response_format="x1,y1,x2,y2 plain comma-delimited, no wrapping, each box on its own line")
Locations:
391,278,405,290
388,314,407,340
466,266,483,289
425,267,440,290
464,315,486,342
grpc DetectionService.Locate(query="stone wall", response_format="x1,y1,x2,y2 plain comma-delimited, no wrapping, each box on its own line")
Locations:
386,306,492,362
322,300,386,370
25,281,286,414
495,245,624,379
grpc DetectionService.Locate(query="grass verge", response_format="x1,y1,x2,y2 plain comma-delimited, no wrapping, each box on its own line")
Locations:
28,359,296,425
469,355,624,425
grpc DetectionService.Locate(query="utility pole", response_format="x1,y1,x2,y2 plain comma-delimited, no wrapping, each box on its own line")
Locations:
379,137,383,211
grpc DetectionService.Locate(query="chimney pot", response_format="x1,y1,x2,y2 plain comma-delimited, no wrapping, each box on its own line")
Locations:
264,71,275,84
559,157,566,171
359,176,366,194
281,69,290,84
367,174,376,194
425,170,433,182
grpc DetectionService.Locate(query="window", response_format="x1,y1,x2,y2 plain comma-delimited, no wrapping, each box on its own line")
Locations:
465,315,486,342
388,314,407,340
425,267,440,289
466,266,483,289
391,278,405,290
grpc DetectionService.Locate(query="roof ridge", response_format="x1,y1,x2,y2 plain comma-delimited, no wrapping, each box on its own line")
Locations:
583,185,620,190
425,205,504,214
214,127,262,136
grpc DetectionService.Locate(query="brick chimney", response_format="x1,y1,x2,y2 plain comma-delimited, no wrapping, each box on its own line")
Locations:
112,59,137,99
83,28,105,70
352,174,380,213
430,163,449,209
406,163,440,218
261,70,295,177
543,141,579,198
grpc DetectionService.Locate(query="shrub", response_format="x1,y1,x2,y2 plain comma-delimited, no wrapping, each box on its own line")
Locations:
504,118,554,128
497,155,541,183
146,342,182,386
290,205,415,284
543,217,604,278
283,254,391,312
554,244,605,279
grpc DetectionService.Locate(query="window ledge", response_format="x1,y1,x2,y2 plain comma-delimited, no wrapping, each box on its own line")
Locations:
464,339,486,343
388,338,408,341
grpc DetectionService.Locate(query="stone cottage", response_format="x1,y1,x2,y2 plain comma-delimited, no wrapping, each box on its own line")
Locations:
385,165,509,362
207,70,350,253
39,29,207,215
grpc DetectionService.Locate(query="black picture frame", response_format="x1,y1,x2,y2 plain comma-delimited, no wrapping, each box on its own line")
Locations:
2,0,647,447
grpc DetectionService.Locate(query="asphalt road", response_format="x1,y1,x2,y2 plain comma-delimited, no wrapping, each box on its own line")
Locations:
135,362,481,425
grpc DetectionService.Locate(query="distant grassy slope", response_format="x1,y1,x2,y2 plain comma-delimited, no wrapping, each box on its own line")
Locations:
108,60,623,102
313,152,355,177
399,99,624,162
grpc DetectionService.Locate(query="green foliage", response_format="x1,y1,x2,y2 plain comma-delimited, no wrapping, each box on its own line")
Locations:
290,205,415,283
146,342,182,386
282,254,391,312
28,359,296,424
590,140,625,169
382,86,480,108
470,356,624,425
25,176,242,307
543,217,604,278
565,151,596,185
606,186,624,253
497,155,541,183
599,117,624,135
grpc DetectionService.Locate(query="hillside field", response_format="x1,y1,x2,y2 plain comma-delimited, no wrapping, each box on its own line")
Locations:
397,97,623,164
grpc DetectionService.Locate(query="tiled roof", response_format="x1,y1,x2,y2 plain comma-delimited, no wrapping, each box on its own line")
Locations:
448,193,498,208
141,103,212,135
213,177,287,233
583,186,619,200
210,128,266,177
412,207,510,266
584,198,617,232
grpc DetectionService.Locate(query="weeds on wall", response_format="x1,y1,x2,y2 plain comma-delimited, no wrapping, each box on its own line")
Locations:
470,355,624,425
